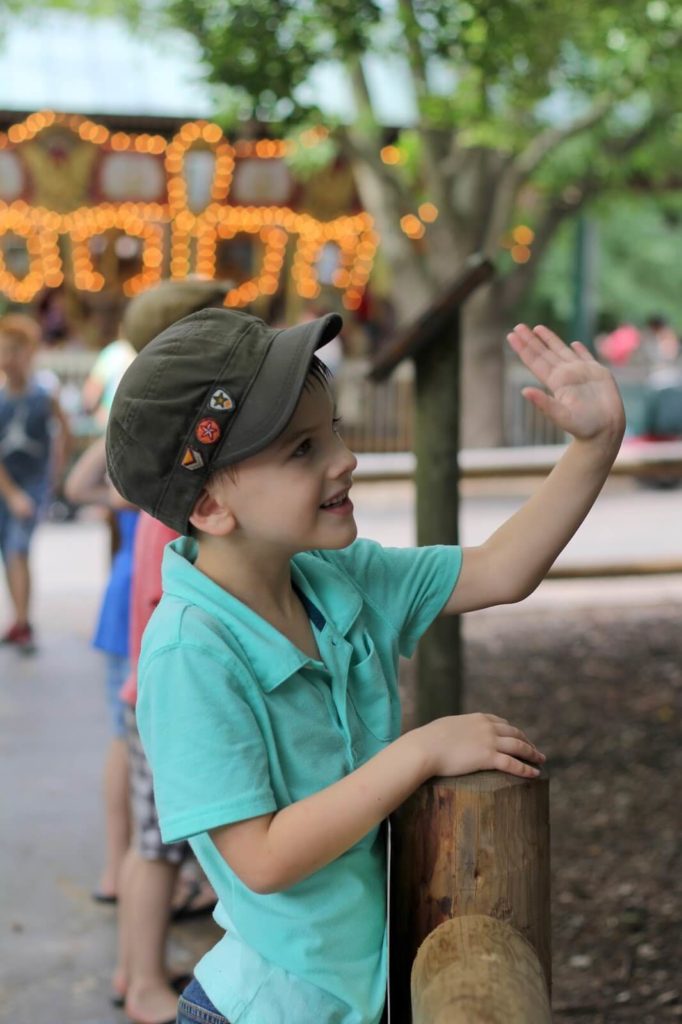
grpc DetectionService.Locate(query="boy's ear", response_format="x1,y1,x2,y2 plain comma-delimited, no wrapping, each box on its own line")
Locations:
189,486,237,537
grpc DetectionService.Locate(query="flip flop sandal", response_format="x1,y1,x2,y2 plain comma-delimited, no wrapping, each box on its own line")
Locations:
92,891,118,905
171,878,217,922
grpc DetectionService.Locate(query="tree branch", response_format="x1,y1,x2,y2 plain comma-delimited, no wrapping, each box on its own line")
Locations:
513,96,613,180
339,59,414,209
507,107,669,309
386,0,460,242
498,177,599,310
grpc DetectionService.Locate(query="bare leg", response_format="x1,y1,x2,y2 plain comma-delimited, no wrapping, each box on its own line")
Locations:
98,738,131,897
112,845,136,1001
6,552,30,625
124,852,182,1024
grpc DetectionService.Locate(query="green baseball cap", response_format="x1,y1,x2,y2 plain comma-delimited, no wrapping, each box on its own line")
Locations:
106,307,342,534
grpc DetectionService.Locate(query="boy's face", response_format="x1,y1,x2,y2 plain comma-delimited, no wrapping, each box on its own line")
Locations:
0,333,34,385
206,376,358,555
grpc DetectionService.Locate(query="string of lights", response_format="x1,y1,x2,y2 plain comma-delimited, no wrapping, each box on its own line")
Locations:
0,111,377,309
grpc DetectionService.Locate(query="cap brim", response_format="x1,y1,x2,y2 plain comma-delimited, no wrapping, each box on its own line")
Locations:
214,312,342,465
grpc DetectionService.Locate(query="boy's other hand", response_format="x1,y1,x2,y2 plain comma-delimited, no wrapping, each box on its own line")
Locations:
414,712,545,780
507,324,625,447
8,487,35,519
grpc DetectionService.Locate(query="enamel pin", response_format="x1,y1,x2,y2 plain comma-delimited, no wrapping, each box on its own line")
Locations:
181,447,205,471
196,418,221,445
209,388,234,412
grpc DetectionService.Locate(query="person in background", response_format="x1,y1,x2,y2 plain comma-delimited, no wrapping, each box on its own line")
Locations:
64,439,138,905
641,314,680,371
81,333,136,432
109,279,227,1024
0,314,71,652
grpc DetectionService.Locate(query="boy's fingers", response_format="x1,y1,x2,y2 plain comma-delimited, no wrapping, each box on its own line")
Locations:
492,752,541,778
495,725,544,756
528,327,569,364
521,387,568,425
532,324,574,361
570,340,596,362
508,325,558,363
497,737,546,762
507,334,556,381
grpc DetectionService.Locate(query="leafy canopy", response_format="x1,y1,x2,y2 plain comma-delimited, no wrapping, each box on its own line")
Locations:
142,0,681,147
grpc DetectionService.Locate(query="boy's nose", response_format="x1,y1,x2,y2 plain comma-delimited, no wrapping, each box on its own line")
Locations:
331,438,357,477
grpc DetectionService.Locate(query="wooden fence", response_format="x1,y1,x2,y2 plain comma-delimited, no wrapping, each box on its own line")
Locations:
390,771,551,1024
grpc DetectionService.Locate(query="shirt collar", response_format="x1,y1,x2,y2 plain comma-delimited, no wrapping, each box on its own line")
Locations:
161,538,362,692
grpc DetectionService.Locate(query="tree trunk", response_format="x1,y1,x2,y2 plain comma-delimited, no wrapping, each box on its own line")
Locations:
347,156,436,325
414,315,461,721
460,282,511,447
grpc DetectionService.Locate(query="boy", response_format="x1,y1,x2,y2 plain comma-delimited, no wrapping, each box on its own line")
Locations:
0,314,71,653
106,309,624,1024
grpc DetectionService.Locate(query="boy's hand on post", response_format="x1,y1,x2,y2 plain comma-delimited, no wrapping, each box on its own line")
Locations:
413,712,545,780
507,324,625,449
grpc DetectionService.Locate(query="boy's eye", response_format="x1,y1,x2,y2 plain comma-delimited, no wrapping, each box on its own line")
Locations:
332,416,343,434
292,438,312,458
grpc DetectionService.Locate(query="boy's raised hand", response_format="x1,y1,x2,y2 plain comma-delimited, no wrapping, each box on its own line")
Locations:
507,324,625,444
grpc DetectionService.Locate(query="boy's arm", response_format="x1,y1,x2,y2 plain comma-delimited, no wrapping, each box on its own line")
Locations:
50,395,73,488
64,435,135,509
442,324,625,614
210,712,544,894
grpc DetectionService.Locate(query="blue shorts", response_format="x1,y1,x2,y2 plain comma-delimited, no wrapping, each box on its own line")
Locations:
177,977,230,1023
0,497,40,560
104,652,129,738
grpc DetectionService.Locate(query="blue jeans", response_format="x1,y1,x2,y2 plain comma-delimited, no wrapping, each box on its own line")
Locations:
176,977,230,1024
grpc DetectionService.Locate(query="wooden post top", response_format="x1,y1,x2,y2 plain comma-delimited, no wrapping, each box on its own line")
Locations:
424,769,548,795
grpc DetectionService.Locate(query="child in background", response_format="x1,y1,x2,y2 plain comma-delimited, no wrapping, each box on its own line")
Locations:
0,314,71,653
106,308,624,1024
108,280,226,1024
64,438,138,904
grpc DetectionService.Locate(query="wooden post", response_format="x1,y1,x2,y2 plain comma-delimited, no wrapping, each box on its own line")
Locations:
411,916,552,1024
414,315,461,721
367,258,495,722
390,771,550,1024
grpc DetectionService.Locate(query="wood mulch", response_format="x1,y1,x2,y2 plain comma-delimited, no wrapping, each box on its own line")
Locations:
402,601,681,1022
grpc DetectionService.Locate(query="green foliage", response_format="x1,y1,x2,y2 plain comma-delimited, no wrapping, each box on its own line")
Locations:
38,0,682,318
164,0,384,124
73,0,680,148
520,194,682,336
285,126,339,180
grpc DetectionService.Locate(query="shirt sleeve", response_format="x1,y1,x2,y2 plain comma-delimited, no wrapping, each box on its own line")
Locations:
326,539,462,657
136,644,276,844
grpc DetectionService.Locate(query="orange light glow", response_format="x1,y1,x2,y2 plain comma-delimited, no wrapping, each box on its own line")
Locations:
512,225,535,246
0,112,378,309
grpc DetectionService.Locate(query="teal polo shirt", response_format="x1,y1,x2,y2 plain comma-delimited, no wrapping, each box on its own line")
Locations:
137,536,461,1024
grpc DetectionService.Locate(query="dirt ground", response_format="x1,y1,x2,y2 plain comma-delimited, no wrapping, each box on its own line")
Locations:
427,602,682,1022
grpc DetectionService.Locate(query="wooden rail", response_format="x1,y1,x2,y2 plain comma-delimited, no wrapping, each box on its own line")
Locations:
411,916,552,1024
390,771,551,1024
356,442,682,580
355,440,682,483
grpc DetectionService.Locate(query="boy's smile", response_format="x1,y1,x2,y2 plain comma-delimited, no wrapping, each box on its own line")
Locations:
319,486,353,515
201,373,358,558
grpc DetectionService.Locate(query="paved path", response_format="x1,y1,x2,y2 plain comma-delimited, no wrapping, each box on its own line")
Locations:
1,477,681,1022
